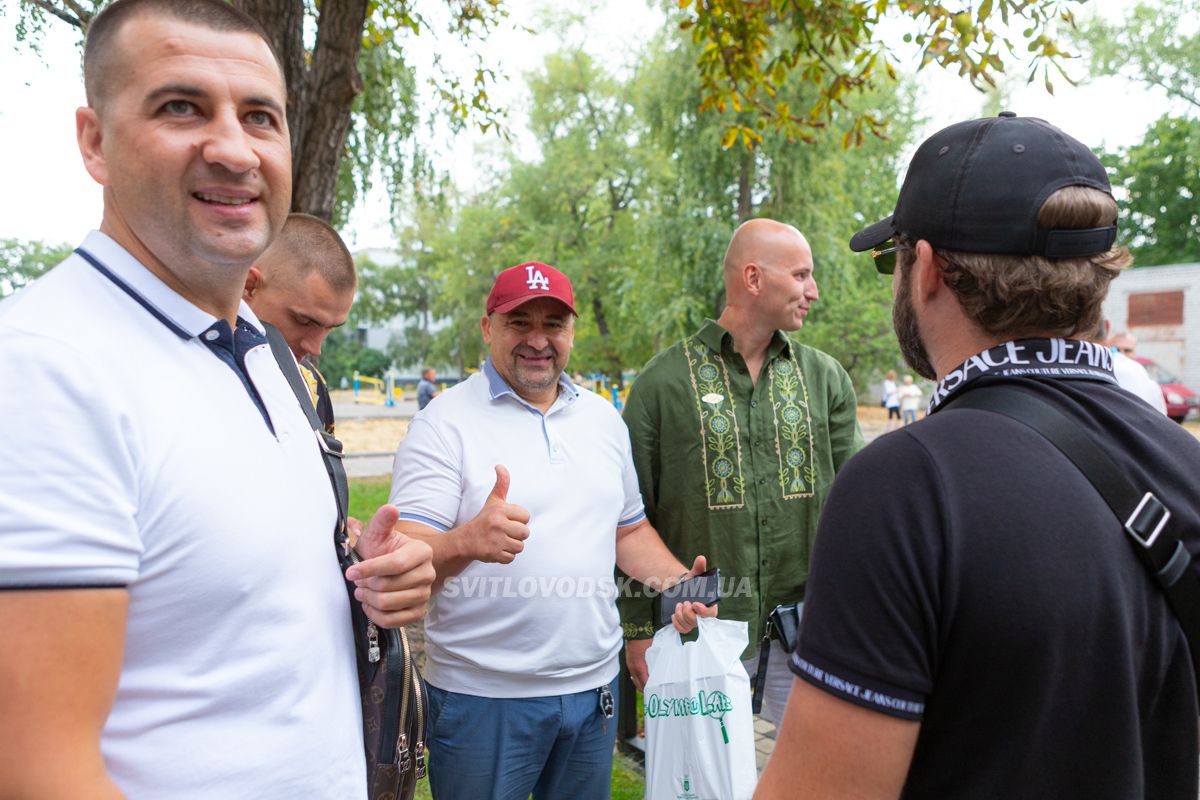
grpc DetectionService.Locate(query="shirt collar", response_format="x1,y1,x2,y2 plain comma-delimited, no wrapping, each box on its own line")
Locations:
78,230,265,340
927,338,1118,414
483,356,579,411
694,319,793,360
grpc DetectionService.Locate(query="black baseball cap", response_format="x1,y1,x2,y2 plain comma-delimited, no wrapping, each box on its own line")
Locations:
850,112,1117,258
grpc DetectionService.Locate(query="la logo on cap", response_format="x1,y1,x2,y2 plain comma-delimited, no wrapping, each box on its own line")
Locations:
486,260,578,316
526,264,550,291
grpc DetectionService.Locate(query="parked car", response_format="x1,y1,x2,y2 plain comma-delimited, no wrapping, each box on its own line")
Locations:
1135,357,1199,423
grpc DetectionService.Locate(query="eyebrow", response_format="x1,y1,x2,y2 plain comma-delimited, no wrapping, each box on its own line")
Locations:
292,309,345,329
244,95,286,117
145,83,205,106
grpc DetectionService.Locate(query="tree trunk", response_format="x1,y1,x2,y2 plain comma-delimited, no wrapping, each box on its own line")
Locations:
235,0,368,221
591,295,611,338
233,0,306,155
737,150,754,221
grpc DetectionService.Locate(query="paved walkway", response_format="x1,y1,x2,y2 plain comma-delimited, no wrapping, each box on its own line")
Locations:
753,717,778,772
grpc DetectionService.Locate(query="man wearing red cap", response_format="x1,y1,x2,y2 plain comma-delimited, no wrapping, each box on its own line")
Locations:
389,262,713,800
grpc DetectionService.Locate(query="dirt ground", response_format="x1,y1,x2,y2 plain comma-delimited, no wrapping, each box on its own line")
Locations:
335,417,409,455
334,401,1198,456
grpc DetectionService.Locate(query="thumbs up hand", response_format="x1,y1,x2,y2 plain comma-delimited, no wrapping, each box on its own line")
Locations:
460,465,531,564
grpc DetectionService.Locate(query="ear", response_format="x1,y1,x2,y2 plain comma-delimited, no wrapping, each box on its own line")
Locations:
911,240,946,305
243,267,263,301
743,263,763,296
480,314,493,345
76,106,109,187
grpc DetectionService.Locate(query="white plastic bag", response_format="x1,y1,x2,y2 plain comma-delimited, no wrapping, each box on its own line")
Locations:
643,617,758,800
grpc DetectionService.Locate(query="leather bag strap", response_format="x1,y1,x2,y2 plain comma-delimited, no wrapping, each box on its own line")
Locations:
947,384,1200,680
752,625,772,715
263,323,350,557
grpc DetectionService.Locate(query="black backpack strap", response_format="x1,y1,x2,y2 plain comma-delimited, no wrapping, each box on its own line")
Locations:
947,385,1200,674
265,324,418,779
263,323,351,562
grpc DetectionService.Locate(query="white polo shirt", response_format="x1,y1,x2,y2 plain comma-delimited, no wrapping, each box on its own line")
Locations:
0,232,365,798
1111,349,1168,414
390,359,645,698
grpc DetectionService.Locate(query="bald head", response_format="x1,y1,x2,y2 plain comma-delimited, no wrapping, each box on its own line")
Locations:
723,219,811,292
720,219,818,333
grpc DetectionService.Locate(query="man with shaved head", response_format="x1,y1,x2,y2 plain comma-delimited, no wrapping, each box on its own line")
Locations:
0,0,433,796
245,212,357,434
619,218,863,726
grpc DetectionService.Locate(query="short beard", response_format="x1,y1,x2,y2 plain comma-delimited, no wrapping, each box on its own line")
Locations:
509,345,564,394
893,263,937,380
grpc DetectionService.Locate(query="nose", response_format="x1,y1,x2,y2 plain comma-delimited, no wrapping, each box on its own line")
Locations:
201,108,261,174
806,276,819,302
525,326,550,351
305,331,327,358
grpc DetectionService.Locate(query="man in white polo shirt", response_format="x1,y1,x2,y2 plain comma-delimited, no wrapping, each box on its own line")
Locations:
0,0,433,796
390,262,714,800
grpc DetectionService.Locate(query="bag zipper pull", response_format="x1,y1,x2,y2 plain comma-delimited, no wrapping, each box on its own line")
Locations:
762,618,774,644
415,741,427,779
367,621,381,663
397,734,411,773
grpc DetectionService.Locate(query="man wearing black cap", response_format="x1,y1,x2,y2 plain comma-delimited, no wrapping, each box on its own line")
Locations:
756,114,1200,799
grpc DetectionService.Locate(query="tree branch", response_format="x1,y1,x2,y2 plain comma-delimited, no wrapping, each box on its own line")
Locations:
58,0,92,25
26,0,84,29
1143,74,1200,110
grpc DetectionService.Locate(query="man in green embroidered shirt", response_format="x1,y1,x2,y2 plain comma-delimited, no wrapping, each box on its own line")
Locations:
620,218,864,727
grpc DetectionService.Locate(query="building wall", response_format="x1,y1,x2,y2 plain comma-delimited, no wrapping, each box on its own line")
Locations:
1102,263,1200,390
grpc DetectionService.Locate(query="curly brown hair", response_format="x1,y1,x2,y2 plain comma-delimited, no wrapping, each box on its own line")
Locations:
899,186,1132,340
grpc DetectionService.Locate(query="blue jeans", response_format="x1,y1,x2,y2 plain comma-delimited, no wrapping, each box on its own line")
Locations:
425,678,619,800
903,408,918,425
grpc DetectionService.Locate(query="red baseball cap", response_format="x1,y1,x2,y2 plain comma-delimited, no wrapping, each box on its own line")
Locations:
486,262,578,316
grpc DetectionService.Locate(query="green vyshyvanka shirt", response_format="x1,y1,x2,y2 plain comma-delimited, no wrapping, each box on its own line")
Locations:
619,320,864,655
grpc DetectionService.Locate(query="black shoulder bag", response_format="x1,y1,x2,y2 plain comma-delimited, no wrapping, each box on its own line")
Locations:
752,601,801,715
947,384,1200,687
264,323,428,800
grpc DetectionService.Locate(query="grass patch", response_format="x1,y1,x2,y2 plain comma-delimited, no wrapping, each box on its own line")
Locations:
349,475,392,521
611,750,646,799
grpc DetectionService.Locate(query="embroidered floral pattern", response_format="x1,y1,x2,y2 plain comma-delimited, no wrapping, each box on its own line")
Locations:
684,338,746,509
684,335,816,506
769,355,815,497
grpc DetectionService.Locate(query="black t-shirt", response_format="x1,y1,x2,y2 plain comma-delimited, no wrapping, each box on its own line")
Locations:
793,343,1200,799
